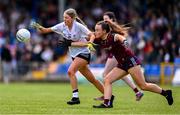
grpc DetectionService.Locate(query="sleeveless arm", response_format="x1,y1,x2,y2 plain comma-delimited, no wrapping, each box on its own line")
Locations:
114,34,129,47
114,34,126,42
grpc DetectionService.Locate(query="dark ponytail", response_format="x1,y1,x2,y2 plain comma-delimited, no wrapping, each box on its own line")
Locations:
103,11,130,37
104,11,117,22
97,21,110,33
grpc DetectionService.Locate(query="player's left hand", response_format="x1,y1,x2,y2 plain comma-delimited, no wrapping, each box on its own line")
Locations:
87,42,97,52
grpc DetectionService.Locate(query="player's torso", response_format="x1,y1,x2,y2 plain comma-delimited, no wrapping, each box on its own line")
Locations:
96,32,135,62
60,22,90,57
61,23,87,42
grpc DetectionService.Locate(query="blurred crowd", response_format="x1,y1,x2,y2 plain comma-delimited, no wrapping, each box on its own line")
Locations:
0,0,180,66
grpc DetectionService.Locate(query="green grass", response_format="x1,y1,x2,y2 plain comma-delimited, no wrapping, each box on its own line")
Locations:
0,83,179,114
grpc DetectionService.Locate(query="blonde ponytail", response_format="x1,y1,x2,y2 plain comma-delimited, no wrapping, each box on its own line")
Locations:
64,8,87,27
75,16,87,27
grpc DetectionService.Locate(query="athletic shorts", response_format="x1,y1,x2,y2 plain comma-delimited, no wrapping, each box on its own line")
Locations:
72,53,91,64
117,56,141,72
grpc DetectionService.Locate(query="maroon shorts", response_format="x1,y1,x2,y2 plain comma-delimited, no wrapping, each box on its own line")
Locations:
117,56,141,72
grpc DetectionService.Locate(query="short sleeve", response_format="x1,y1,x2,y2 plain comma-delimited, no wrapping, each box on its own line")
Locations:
51,22,64,34
77,22,91,35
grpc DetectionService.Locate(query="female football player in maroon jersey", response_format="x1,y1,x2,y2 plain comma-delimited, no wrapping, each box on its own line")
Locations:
94,11,143,101
92,21,173,108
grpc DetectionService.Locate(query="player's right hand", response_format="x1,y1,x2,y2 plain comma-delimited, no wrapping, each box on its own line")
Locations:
104,19,113,25
30,21,42,29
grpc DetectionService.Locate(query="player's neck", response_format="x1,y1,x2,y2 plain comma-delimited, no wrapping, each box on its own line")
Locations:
102,33,108,40
67,22,73,31
68,24,73,31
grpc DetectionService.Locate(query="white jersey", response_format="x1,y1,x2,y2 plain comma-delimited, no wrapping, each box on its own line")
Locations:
51,20,90,58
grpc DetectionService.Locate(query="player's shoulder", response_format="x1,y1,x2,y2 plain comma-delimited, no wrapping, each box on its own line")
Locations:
110,31,116,35
56,22,65,27
75,21,86,28
52,22,64,28
107,31,116,38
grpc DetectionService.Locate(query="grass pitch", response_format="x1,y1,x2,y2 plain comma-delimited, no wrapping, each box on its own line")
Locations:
0,83,179,114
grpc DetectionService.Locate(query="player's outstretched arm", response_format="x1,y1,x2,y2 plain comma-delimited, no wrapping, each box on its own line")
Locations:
70,41,97,51
71,32,97,51
30,21,52,34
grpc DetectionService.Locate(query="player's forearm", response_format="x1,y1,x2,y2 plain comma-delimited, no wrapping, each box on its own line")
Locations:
71,41,88,47
71,41,96,51
38,27,52,34
71,32,95,47
88,32,95,43
30,21,53,34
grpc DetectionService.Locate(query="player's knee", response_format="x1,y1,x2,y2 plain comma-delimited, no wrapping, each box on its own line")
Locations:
139,83,148,91
67,69,75,77
104,77,111,84
102,72,107,78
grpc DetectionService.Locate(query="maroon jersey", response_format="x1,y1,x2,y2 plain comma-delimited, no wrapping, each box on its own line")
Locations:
107,52,113,58
94,32,141,71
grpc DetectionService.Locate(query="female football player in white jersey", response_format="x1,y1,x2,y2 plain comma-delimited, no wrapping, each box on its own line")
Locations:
31,8,105,105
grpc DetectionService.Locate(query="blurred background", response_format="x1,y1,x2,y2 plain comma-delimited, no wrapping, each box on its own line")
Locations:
0,0,179,85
